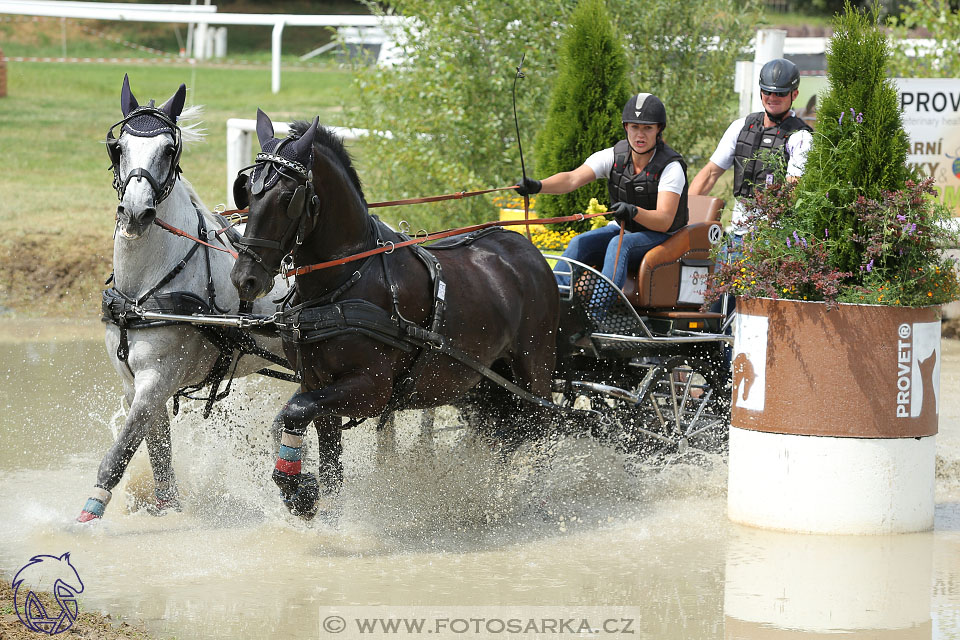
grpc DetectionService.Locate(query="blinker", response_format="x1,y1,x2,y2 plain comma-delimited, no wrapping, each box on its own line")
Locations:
252,170,266,195
288,185,306,219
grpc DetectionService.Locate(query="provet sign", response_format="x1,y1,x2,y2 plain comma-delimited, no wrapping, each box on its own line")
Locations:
895,321,941,418
895,78,960,216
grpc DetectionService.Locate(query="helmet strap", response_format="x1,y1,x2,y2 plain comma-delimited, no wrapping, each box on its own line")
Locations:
765,108,790,125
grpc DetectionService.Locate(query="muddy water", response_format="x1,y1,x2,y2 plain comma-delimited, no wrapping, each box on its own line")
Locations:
0,319,959,639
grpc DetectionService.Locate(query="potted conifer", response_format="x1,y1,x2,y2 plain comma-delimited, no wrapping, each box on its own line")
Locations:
707,3,960,534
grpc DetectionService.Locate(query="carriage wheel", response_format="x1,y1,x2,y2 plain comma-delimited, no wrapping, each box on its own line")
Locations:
617,355,731,460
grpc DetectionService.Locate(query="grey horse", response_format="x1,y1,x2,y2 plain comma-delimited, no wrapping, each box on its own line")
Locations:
77,76,290,522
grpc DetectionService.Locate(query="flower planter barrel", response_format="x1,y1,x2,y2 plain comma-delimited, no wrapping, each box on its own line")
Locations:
728,297,939,534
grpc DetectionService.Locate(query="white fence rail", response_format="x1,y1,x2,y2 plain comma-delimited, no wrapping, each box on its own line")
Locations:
0,1,407,92
225,119,385,208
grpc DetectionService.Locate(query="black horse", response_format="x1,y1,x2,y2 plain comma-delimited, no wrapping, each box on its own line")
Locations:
230,110,559,519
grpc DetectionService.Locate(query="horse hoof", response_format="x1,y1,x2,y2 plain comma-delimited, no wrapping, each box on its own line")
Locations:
275,471,320,521
76,510,101,523
146,497,183,517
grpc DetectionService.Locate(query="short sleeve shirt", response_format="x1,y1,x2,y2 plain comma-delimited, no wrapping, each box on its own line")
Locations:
583,147,685,195
709,110,813,233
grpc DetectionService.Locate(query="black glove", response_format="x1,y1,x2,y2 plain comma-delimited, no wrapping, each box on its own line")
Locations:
515,177,542,196
611,201,636,223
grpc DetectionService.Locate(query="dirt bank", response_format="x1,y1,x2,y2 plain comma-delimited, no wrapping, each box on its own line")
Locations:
0,576,160,640
0,233,110,318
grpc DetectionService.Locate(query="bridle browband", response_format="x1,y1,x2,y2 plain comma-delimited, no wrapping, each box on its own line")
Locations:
106,105,183,205
232,140,320,277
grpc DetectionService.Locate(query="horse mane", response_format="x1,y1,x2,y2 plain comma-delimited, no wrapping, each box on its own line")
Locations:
176,104,206,145
290,120,365,202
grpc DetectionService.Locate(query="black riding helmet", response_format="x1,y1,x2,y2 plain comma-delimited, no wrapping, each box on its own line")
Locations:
758,58,800,93
622,93,667,129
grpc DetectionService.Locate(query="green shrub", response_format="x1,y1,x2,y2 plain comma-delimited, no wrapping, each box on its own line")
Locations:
796,1,911,273
532,0,630,232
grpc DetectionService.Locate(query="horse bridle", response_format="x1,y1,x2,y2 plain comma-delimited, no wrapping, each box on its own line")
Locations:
232,140,320,277
106,105,182,204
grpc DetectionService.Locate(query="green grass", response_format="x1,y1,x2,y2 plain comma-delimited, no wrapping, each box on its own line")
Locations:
0,60,356,315
0,61,355,237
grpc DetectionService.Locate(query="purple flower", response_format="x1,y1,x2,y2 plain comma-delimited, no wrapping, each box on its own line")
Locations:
896,214,907,222
856,112,863,123
786,238,792,248
838,112,844,126
911,223,917,233
801,237,808,248
793,230,800,244
824,228,829,238
866,259,874,272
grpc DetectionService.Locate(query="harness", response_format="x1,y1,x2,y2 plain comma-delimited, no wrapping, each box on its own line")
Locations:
102,206,296,418
732,111,812,198
239,141,581,429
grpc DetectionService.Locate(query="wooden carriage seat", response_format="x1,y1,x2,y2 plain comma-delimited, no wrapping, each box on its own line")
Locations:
621,195,725,310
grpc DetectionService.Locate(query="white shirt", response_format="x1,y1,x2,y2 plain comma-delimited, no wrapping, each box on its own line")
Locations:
583,147,686,195
709,111,813,234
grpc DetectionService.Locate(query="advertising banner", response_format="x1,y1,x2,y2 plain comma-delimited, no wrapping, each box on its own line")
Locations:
895,78,960,216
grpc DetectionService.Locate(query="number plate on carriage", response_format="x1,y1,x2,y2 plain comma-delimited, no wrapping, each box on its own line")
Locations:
678,266,709,305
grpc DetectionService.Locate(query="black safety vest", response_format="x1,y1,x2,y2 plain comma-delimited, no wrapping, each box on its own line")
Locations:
607,139,689,233
732,111,812,198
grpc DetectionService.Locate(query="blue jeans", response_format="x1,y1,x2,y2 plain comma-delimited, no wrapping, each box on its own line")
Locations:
554,224,670,290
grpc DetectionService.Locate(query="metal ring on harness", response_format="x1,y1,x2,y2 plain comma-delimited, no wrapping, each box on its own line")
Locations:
398,220,411,234
214,203,226,214
380,241,395,254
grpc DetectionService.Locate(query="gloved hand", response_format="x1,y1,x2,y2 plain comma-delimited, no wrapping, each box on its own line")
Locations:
611,201,636,224
515,177,542,196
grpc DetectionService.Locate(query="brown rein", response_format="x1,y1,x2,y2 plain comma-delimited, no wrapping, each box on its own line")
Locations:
284,210,612,278
156,185,613,277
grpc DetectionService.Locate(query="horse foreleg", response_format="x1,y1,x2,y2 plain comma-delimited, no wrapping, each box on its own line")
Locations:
314,414,343,493
144,408,181,515
270,377,389,520
78,395,158,522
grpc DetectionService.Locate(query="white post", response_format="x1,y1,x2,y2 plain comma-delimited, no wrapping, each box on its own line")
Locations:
214,26,227,58
226,120,252,209
751,28,786,113
193,21,208,59
734,60,754,118
271,20,284,94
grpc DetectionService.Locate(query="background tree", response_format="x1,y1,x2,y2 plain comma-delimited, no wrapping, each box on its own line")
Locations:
888,0,960,78
533,0,630,232
613,0,760,170
351,0,571,230
351,0,759,230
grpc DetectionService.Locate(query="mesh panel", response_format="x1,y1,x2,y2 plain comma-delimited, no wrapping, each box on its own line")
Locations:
567,261,645,336
122,113,173,137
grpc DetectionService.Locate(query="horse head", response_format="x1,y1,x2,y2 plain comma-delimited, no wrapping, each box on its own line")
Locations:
231,109,368,301
108,74,186,239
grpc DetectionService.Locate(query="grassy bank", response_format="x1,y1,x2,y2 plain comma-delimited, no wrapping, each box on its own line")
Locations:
0,60,356,316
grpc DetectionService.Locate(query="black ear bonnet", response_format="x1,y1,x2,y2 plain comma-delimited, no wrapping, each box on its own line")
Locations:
233,131,320,219
106,74,186,203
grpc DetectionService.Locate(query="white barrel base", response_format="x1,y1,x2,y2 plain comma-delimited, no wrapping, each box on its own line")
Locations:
727,426,935,534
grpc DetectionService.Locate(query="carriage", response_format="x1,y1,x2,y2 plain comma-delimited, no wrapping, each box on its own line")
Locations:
546,194,733,459
82,78,734,523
